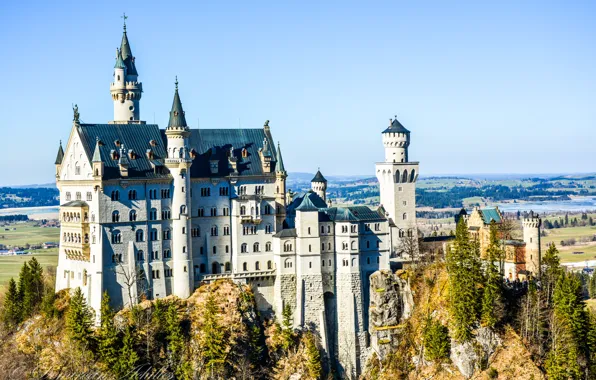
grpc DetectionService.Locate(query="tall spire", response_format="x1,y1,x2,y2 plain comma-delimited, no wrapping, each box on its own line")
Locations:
92,137,103,162
167,77,188,129
119,14,137,76
276,142,286,174
55,141,64,165
114,48,125,69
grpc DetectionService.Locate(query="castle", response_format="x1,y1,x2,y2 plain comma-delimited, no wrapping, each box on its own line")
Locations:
54,22,418,377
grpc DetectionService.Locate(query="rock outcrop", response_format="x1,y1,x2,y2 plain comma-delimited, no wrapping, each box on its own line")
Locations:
368,270,414,361
450,327,502,378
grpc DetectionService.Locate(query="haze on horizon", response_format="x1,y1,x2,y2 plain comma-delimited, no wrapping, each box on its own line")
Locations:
0,0,595,187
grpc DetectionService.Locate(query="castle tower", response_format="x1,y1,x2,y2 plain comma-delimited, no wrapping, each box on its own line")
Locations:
275,142,287,230
110,21,143,123
311,169,327,202
523,211,541,276
54,140,64,178
164,79,193,298
375,117,419,258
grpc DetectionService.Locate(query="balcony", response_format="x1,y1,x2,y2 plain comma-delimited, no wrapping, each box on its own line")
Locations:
240,215,262,224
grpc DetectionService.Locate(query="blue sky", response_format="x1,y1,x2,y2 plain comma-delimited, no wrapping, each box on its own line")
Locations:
0,0,595,186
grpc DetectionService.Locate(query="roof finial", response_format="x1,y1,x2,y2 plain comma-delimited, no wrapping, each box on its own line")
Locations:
121,13,128,31
175,76,178,90
73,104,80,123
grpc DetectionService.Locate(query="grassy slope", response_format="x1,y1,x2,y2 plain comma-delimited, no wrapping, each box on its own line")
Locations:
0,222,60,247
0,249,58,288
542,225,596,263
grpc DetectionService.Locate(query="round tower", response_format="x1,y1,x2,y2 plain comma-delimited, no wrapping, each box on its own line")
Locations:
522,211,541,276
110,22,142,123
382,118,410,163
311,169,327,202
164,78,193,299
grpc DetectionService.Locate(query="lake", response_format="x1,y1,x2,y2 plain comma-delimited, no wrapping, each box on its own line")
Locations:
0,206,60,219
496,196,596,213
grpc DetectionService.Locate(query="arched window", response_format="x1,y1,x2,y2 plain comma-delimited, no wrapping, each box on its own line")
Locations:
199,264,206,273
225,262,231,272
211,225,218,236
321,226,325,234
129,210,137,221
112,210,120,223
395,170,400,183
111,230,121,244
366,241,370,248
342,241,348,250
212,246,217,254
137,250,144,261
408,229,413,237
284,258,293,268
180,205,187,215
402,170,408,183
410,169,416,182
136,229,144,242
240,206,246,215
265,242,272,252
308,227,311,235
149,208,157,221
151,229,158,241
284,241,292,252
351,241,355,250
265,224,272,233
399,229,405,238
111,190,119,201
243,262,248,271
327,225,331,233
267,260,273,270
128,190,137,200
241,243,248,253
163,229,171,240
255,261,260,270
253,242,260,252
403,213,407,220
212,262,220,274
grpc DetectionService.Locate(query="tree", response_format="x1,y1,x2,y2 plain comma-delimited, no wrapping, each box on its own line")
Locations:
481,222,503,328
118,324,139,378
18,262,32,318
423,317,450,362
200,294,227,377
304,331,322,379
165,302,190,378
446,218,482,342
97,292,120,372
66,287,94,347
281,303,296,350
1,278,22,329
27,257,44,309
114,262,148,307
565,213,569,226
543,243,562,305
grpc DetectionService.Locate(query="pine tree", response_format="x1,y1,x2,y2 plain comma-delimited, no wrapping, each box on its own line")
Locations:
553,272,587,352
481,222,503,328
17,262,32,319
118,324,139,378
40,287,58,319
97,292,120,372
201,294,227,377
27,257,44,308
543,243,562,305
304,331,322,379
66,287,94,347
447,218,482,342
281,303,296,350
165,302,190,377
565,213,569,226
1,278,22,329
423,317,450,361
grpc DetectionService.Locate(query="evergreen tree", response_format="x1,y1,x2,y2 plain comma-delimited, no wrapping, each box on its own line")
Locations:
304,331,322,379
543,243,562,304
481,222,503,328
40,287,58,319
553,272,587,352
97,292,120,372
553,220,560,229
165,302,189,377
201,294,227,376
565,213,569,226
118,324,139,378
281,303,296,350
1,278,22,329
17,262,32,319
66,287,94,347
27,257,44,308
446,218,482,342
423,317,450,361
589,216,594,226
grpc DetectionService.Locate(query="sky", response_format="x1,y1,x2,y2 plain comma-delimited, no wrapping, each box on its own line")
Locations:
0,0,595,186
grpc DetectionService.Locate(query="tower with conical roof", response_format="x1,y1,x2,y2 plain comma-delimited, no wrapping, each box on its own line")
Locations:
110,19,143,123
311,169,327,202
164,78,193,299
522,211,541,276
275,142,288,229
375,117,419,259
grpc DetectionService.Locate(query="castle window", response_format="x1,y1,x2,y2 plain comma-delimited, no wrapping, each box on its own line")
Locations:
342,242,348,250
407,229,413,237
86,192,92,201
75,162,81,175
239,186,247,195
265,224,272,234
351,241,356,250
200,264,206,273
128,190,137,200
267,260,272,270
161,209,171,220
182,246,186,253
309,261,312,269
321,243,325,251
149,208,157,221
243,262,248,271
162,229,171,240
180,205,187,215
200,187,211,197
137,250,144,261
200,247,204,255
129,210,137,221
241,148,248,158
253,242,260,252
284,259,293,268
150,229,158,241
219,187,229,196
240,206,246,215
210,207,217,216
308,227,311,235
223,207,230,216
226,245,229,253
342,225,348,233
327,226,331,233
182,227,186,234
351,225,357,233
76,192,81,200
192,227,200,237
152,270,160,279
398,187,403,192
112,211,120,223
284,241,292,252
399,230,405,238
377,241,380,248
403,213,407,220
366,241,370,249
225,262,231,272
264,204,272,214
164,249,171,258
65,192,71,201
309,245,312,252
241,243,248,253
375,223,380,231
329,259,332,266
213,246,217,254
221,225,230,235
530,238,533,243
198,208,205,217
111,230,121,244
367,257,370,264
403,201,407,206
211,225,218,236
265,242,272,252
149,189,157,199
321,226,325,234
135,229,144,242
255,261,260,270
322,260,325,267
111,190,120,201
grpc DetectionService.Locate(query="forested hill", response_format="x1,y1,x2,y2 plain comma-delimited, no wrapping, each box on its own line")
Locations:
0,187,59,209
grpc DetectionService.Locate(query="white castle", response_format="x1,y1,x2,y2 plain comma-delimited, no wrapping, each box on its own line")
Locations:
54,23,418,377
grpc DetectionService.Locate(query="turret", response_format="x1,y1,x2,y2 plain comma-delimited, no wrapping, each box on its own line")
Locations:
523,211,541,276
311,169,327,202
275,142,287,229
92,137,104,179
110,20,143,123
382,117,410,163
164,78,192,299
55,140,64,178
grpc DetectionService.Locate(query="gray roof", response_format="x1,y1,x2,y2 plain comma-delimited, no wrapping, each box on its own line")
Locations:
92,138,102,163
77,123,169,180
55,141,64,165
324,206,386,222
311,170,327,183
61,200,89,207
114,49,126,69
276,142,286,174
167,81,188,129
120,28,138,76
382,118,410,134
273,228,297,238
295,194,319,211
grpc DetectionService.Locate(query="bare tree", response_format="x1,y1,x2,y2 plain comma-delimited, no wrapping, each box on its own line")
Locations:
113,261,149,307
396,229,423,267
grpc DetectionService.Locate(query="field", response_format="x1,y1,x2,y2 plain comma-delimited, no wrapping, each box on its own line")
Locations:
542,225,596,263
0,222,60,246
0,249,58,288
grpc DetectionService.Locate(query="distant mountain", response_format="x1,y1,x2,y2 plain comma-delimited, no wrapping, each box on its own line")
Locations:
9,183,57,189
